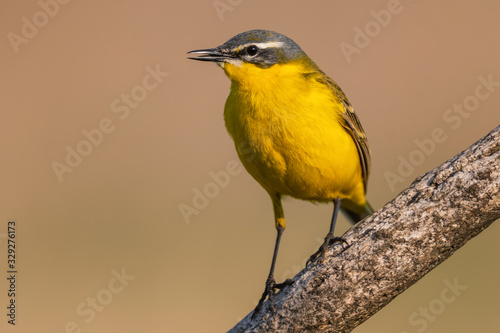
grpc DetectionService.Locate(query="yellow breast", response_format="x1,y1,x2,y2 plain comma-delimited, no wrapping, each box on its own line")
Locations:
222,61,364,204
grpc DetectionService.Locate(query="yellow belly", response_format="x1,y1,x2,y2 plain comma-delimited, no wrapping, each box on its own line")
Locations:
223,63,365,205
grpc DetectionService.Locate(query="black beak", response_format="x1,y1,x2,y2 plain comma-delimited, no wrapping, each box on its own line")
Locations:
187,48,233,62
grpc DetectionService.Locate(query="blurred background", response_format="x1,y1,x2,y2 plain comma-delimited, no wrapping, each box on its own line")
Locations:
1,0,499,332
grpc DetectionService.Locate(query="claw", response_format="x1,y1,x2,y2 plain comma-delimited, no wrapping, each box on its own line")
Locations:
306,234,349,267
251,278,293,319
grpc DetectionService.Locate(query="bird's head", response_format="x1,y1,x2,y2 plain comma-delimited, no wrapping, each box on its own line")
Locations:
187,30,317,86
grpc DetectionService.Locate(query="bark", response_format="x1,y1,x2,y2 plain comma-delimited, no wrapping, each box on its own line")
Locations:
228,125,500,333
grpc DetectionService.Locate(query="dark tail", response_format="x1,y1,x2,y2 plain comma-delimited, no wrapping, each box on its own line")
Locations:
340,200,374,225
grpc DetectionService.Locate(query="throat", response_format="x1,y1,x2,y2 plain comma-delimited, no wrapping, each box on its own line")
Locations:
224,62,308,94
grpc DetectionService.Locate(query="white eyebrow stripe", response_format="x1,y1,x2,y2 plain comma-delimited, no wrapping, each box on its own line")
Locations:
237,41,285,50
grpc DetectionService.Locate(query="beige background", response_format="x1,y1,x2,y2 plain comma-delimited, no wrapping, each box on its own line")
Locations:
1,0,499,332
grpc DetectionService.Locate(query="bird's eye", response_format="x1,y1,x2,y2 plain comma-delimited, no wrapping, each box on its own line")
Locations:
246,45,259,56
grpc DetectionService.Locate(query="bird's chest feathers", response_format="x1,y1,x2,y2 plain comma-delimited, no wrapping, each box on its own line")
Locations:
225,66,306,155
223,63,332,180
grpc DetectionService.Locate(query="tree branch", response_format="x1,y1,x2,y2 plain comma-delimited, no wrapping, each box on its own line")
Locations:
228,125,500,333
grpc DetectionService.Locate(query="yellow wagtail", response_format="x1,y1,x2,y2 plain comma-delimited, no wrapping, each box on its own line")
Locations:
187,29,373,316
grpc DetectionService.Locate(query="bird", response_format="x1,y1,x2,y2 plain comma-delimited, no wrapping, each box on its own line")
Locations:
187,29,373,317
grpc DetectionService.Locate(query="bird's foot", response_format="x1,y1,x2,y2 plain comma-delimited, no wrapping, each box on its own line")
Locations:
251,277,293,319
306,233,349,267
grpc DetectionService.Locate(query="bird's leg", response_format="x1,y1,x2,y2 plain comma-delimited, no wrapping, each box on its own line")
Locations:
252,225,293,318
307,198,349,267
252,194,293,319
